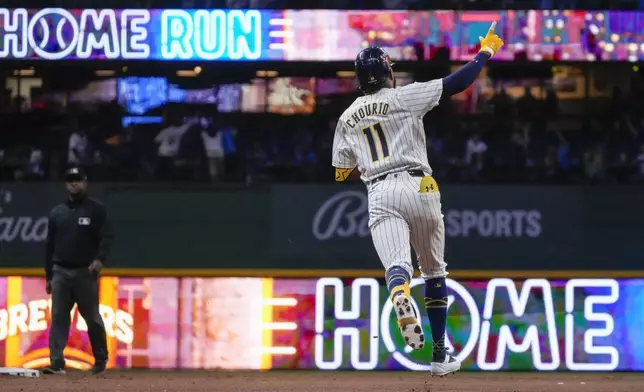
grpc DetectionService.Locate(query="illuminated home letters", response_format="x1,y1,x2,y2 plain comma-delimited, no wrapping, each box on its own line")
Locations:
564,279,619,371
0,8,151,60
477,279,560,371
314,278,379,370
313,277,619,371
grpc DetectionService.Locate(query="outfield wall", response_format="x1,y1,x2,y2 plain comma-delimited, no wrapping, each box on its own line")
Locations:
4,184,644,272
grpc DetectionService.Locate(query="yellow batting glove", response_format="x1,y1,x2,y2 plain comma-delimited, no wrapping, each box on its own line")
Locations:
479,21,504,57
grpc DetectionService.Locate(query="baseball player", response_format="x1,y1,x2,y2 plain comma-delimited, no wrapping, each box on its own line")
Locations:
332,23,503,376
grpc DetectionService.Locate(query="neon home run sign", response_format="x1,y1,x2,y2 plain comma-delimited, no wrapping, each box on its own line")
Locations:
0,8,263,61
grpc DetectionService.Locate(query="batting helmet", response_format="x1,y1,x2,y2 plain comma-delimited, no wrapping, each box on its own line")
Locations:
355,46,393,94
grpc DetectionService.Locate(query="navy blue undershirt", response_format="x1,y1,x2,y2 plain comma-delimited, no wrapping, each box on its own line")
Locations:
441,52,491,97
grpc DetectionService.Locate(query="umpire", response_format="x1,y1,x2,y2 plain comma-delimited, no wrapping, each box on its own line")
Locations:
42,167,113,376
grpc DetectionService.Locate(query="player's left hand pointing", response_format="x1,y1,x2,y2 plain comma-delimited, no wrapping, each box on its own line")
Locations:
479,21,504,57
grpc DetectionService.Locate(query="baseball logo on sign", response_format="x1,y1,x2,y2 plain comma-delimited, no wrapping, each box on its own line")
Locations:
27,8,81,60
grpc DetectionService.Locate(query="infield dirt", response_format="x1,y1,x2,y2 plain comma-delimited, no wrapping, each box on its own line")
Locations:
2,370,642,392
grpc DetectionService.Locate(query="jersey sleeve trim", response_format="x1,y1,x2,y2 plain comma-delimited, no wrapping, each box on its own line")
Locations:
332,162,357,169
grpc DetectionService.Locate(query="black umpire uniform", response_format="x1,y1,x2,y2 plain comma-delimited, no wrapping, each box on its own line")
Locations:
43,167,113,375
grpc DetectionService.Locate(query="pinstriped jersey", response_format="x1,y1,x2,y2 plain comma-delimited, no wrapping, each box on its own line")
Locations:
332,79,443,182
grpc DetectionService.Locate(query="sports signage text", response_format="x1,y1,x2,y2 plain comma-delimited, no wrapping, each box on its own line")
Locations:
314,278,619,371
0,8,266,61
3,9,644,62
0,299,134,344
312,190,544,240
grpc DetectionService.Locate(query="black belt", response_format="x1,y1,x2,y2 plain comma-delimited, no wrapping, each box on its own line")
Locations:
366,170,425,186
54,262,87,270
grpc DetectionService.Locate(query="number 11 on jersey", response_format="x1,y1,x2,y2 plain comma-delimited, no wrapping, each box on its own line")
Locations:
362,123,389,162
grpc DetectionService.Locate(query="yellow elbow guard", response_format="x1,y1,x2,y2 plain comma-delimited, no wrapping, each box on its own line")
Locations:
335,168,354,182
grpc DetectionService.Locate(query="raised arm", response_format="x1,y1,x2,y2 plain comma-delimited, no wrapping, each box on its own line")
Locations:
442,22,504,97
397,22,504,118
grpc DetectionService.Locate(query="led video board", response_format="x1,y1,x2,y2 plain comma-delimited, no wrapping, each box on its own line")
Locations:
0,276,641,371
0,9,642,61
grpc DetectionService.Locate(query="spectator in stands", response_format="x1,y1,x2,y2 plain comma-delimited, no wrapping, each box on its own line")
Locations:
462,132,487,181
509,128,530,178
68,127,90,166
543,86,558,120
154,115,193,180
583,144,605,181
176,115,207,181
465,133,487,166
27,148,45,179
201,118,225,182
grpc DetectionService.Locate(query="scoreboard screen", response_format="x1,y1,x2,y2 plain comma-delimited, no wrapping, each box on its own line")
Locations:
0,9,642,61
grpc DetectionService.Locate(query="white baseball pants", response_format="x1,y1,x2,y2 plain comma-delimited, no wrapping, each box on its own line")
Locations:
366,171,447,279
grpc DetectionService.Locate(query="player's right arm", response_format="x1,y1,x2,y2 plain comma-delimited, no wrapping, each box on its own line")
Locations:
398,22,504,117
331,120,359,182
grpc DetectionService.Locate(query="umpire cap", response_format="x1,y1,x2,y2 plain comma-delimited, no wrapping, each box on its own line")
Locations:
65,167,88,182
355,46,393,94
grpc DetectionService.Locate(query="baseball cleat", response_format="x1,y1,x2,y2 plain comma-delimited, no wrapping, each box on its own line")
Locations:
393,295,425,350
90,361,107,376
431,354,461,377
41,366,66,375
